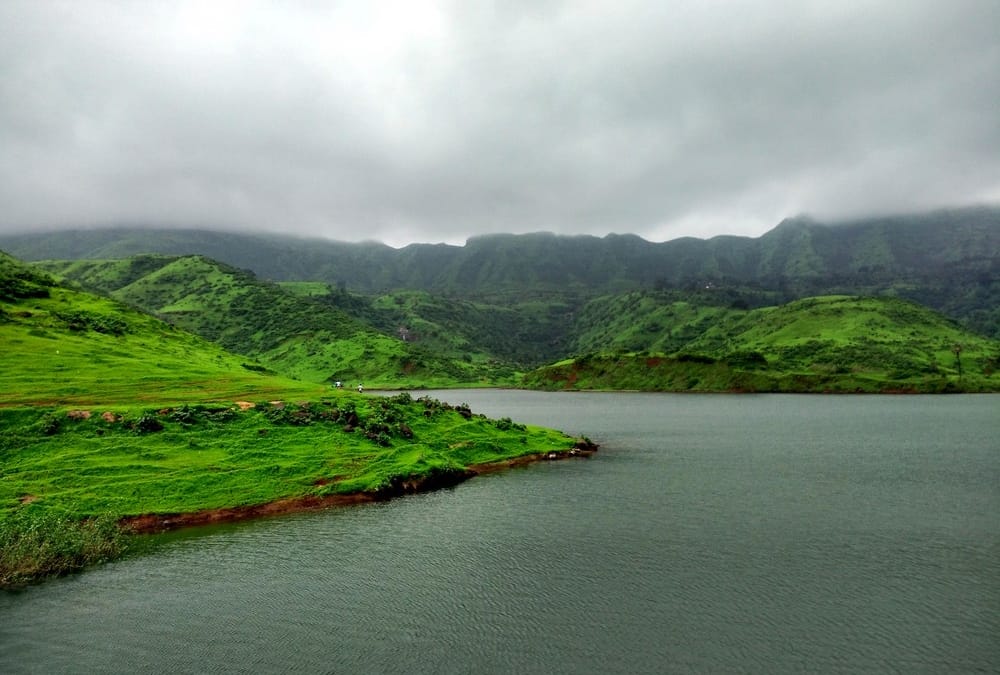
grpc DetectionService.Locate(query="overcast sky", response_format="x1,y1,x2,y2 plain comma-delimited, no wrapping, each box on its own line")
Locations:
1,1,998,246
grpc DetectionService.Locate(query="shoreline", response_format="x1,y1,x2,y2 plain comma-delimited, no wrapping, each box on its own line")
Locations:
121,443,598,535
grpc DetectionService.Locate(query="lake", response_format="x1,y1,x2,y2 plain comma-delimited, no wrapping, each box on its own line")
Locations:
2,392,998,673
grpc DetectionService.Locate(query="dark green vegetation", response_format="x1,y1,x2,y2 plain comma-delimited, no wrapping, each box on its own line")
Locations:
0,252,578,586
14,206,1000,393
525,296,1000,392
0,511,127,588
37,255,518,387
6,206,998,337
304,287,573,370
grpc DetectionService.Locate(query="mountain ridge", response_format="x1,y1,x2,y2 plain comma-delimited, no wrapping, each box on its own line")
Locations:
5,205,998,336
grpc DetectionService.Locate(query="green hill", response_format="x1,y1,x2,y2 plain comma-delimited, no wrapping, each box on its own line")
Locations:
1,252,320,406
569,290,743,356
0,251,581,586
525,296,1000,393
280,285,575,370
38,255,518,387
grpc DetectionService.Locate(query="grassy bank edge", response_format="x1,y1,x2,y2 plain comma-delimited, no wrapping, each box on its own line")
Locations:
1,446,594,590
1,395,595,589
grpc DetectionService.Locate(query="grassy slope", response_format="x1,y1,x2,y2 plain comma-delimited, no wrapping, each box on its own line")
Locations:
1,251,578,583
2,259,319,407
38,256,512,387
571,291,739,355
0,396,572,518
526,295,1000,392
684,295,996,375
329,287,573,369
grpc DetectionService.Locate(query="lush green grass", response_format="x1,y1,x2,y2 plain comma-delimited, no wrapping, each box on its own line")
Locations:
684,296,1000,379
2,253,578,585
0,394,574,518
0,393,574,585
38,255,520,387
0,284,324,406
526,296,1000,392
571,291,739,355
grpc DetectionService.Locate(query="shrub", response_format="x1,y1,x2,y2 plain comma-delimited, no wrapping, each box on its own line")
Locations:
0,268,54,301
388,392,413,405
0,511,129,588
124,414,164,434
55,310,128,336
168,404,201,425
726,350,769,369
493,417,525,431
37,413,62,436
676,353,717,364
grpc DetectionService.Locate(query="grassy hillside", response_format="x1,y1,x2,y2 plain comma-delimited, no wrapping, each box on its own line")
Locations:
285,285,576,369
1,254,321,406
526,296,1000,393
570,291,742,355
0,251,581,585
39,255,517,387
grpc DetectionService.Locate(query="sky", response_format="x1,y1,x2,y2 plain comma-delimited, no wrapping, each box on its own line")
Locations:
1,1,998,247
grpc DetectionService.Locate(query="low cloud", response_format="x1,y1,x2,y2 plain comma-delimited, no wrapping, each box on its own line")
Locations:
1,0,997,245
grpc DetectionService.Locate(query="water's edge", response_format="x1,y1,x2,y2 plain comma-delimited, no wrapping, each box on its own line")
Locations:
121,443,597,534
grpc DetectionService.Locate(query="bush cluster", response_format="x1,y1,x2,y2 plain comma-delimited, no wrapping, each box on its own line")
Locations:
0,265,55,302
417,395,477,420
725,350,769,369
122,414,163,434
55,310,129,336
362,396,415,446
492,417,526,431
0,511,129,588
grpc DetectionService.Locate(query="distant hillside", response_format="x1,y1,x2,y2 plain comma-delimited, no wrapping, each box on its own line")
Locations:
569,290,743,356
0,251,322,406
3,206,997,335
281,285,575,369
38,255,518,387
525,295,1000,393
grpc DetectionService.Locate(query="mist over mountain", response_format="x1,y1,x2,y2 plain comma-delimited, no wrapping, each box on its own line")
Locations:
3,206,998,337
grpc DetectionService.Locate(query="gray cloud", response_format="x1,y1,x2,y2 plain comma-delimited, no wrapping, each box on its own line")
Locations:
1,0,997,246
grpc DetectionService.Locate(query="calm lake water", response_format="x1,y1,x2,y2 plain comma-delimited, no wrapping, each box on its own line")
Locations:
2,392,998,673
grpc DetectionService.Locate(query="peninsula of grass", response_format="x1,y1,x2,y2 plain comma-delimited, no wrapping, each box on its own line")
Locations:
1,394,578,518
0,252,586,587
1,394,583,587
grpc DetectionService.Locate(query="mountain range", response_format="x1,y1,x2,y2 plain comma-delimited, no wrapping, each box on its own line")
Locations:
4,205,997,338
3,205,999,393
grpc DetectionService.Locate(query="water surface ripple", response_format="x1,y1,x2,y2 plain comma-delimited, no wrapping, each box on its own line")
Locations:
2,393,997,673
